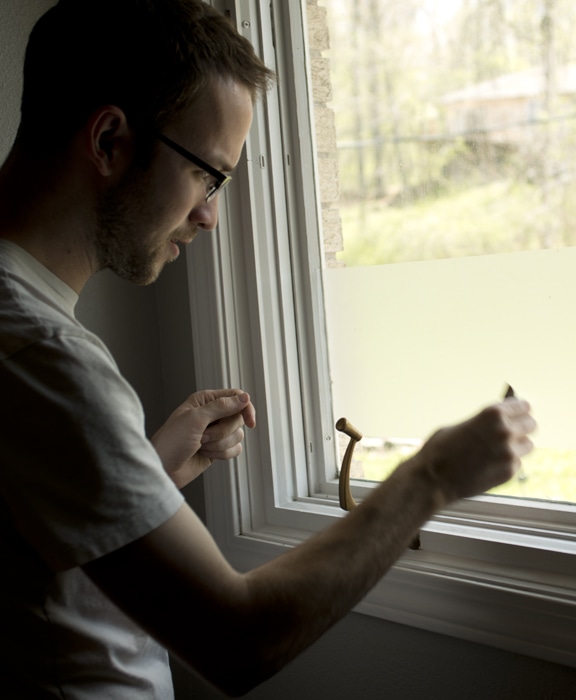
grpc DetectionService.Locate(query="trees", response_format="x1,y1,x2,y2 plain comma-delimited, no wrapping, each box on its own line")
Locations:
319,0,576,260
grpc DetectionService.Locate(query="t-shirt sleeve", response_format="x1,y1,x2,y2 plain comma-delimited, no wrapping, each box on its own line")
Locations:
0,331,184,571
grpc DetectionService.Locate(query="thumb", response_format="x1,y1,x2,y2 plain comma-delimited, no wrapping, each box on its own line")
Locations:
198,391,253,424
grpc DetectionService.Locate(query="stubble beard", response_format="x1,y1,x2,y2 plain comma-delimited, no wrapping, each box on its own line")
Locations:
94,171,171,286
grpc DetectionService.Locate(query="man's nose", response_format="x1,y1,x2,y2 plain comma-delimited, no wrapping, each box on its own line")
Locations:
189,196,219,231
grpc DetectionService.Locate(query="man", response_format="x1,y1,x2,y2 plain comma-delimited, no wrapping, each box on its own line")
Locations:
0,1,536,698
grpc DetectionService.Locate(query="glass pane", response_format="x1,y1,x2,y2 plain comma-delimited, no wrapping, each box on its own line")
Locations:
308,0,576,503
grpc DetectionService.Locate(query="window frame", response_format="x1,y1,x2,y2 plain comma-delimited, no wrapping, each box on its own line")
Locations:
187,0,576,669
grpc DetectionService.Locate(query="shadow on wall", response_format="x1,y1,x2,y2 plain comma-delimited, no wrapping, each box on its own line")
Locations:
170,612,576,700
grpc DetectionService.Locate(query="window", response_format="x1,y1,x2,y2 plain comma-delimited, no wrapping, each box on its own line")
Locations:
318,0,576,506
188,0,576,667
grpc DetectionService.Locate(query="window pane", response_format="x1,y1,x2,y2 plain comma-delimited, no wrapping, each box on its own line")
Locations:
309,0,576,503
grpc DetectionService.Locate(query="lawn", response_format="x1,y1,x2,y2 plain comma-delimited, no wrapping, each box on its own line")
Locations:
337,179,576,267
353,445,576,503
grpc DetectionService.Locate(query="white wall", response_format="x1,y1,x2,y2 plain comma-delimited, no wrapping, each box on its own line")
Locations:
2,3,574,698
0,0,52,154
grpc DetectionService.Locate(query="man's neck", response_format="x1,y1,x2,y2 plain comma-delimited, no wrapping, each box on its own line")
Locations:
0,146,97,294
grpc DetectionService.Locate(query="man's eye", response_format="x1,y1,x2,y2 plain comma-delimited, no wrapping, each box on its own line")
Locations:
202,172,220,190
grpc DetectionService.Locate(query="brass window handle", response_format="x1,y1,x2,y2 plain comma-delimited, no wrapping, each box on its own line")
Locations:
335,417,361,511
336,417,421,551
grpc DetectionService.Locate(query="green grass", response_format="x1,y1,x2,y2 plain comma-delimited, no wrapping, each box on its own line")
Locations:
352,446,576,503
337,180,576,266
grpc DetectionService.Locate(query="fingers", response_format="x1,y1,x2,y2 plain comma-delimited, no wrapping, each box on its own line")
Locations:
199,431,245,461
482,398,535,434
214,391,256,430
514,435,534,459
200,417,246,460
240,398,257,429
188,389,255,461
478,399,537,480
499,396,532,420
478,400,536,462
202,413,243,444
422,396,538,502
492,398,537,453
188,389,256,430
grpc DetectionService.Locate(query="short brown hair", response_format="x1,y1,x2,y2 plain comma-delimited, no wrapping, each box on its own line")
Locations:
17,0,275,155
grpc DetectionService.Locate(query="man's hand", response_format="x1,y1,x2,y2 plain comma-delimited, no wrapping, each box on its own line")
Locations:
416,397,536,504
151,389,256,489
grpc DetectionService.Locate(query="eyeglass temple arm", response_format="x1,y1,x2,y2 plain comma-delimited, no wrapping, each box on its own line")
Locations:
336,417,421,551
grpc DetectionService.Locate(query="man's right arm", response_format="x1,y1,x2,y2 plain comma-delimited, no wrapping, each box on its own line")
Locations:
84,398,535,697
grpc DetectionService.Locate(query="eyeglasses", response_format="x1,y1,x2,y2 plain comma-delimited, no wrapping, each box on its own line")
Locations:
156,132,232,202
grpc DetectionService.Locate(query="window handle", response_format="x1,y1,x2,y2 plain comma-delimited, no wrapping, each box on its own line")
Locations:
336,417,421,550
335,417,362,511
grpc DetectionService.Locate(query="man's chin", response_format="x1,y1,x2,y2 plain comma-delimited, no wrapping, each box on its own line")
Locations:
105,261,163,286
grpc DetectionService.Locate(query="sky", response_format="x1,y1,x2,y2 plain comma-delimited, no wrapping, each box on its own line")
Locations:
415,0,463,33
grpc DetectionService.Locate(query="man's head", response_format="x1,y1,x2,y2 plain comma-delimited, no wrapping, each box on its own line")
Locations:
17,0,275,159
8,0,274,288
92,76,254,285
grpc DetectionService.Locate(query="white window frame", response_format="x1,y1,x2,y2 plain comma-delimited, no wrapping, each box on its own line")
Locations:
187,0,576,669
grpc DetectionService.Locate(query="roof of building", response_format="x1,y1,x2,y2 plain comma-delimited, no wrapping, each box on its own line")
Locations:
440,64,576,104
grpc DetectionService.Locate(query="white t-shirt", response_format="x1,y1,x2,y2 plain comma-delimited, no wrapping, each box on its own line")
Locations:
0,241,184,698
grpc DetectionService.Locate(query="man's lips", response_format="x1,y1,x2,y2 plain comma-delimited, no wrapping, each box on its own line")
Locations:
169,234,196,259
170,232,197,246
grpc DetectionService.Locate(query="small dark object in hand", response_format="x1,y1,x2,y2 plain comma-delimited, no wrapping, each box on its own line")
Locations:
504,384,515,399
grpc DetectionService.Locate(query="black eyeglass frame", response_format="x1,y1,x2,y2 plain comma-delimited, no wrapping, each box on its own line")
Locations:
156,132,232,202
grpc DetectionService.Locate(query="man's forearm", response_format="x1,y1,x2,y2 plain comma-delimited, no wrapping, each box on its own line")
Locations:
228,400,534,692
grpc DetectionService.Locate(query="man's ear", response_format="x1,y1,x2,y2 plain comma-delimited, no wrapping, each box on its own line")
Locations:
85,106,133,177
